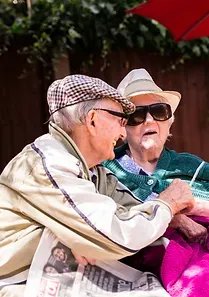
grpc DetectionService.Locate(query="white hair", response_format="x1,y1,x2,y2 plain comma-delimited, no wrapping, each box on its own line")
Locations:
50,97,117,134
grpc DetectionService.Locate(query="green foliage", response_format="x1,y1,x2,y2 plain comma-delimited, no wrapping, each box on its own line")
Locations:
1,0,209,66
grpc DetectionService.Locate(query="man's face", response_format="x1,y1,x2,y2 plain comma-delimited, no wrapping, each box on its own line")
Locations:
93,100,127,163
126,94,173,158
53,247,67,262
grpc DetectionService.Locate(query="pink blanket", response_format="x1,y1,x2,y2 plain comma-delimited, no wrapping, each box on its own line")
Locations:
125,217,209,297
140,216,209,297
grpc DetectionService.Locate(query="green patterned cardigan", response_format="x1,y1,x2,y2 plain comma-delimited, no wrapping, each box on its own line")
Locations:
104,144,209,202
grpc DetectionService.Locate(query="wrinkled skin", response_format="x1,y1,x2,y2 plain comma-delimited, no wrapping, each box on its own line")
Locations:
126,95,207,246
71,251,96,266
158,179,195,215
170,214,208,244
72,95,206,265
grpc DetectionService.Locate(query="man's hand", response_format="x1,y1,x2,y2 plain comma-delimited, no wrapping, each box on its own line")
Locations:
158,179,195,215
170,214,208,244
71,250,96,266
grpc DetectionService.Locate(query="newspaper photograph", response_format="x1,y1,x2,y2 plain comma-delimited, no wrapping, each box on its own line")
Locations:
24,229,170,297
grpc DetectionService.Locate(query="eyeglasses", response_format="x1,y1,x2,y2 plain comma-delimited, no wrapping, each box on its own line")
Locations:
127,103,172,126
94,108,129,127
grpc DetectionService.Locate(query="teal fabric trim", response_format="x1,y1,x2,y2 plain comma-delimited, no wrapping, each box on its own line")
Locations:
104,145,209,202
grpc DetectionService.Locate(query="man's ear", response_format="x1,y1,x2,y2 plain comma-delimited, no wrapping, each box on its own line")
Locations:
85,110,98,135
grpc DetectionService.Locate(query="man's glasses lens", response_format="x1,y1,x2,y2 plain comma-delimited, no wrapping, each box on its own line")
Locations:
127,103,172,126
93,108,128,127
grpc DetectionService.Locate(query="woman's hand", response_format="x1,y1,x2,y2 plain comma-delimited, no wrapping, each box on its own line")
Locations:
187,199,209,217
170,214,208,244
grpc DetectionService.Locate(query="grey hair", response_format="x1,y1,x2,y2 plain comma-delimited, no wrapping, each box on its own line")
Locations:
50,97,115,134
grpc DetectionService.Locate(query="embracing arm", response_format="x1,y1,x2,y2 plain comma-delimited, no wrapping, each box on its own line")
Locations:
1,140,194,261
0,141,174,261
170,213,208,243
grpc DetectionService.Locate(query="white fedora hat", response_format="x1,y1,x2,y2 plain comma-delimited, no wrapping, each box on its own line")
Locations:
117,68,181,113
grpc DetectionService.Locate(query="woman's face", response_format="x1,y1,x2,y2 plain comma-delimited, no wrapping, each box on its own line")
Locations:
45,265,59,275
126,94,173,158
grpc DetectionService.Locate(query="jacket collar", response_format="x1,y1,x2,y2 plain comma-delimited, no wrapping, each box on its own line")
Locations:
49,121,91,180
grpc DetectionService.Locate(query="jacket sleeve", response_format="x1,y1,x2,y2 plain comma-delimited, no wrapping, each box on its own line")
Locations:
2,141,172,260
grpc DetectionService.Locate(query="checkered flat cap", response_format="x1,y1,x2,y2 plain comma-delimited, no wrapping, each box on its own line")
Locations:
47,74,135,115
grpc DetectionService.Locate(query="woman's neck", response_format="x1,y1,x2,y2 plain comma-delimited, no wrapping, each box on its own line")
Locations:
127,148,161,173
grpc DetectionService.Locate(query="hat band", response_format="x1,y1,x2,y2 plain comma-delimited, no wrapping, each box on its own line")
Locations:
124,79,162,97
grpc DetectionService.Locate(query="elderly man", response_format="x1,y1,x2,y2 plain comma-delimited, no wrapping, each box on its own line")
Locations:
0,74,194,296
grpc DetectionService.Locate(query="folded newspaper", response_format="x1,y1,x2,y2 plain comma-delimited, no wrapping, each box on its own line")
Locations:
24,229,170,297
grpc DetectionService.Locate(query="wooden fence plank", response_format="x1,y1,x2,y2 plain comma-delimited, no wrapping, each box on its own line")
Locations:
1,49,209,172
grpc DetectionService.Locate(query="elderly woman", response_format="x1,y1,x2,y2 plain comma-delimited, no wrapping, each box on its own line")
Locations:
104,68,209,243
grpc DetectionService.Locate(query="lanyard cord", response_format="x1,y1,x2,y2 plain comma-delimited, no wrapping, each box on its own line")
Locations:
189,161,205,186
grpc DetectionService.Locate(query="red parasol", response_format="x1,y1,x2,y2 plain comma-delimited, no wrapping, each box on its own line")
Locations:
129,0,209,41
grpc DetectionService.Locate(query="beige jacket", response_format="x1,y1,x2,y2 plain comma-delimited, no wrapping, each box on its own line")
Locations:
0,122,172,296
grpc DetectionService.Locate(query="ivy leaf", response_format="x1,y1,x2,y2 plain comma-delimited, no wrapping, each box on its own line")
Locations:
0,0,209,69
68,28,81,42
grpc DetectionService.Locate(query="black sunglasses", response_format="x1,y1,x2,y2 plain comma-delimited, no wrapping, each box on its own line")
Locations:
127,103,172,126
94,108,129,127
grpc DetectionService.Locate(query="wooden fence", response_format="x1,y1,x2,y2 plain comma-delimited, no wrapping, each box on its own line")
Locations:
0,49,209,172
